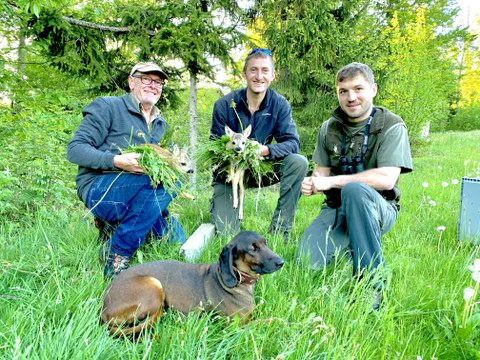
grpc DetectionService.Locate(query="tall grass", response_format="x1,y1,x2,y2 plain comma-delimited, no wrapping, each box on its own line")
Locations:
1,131,479,359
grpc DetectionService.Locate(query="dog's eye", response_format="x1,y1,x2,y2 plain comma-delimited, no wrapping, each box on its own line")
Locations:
250,243,259,252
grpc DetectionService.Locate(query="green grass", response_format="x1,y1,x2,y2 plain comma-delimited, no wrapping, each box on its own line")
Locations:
1,131,480,359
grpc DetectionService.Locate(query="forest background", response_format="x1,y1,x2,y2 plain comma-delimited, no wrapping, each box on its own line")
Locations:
1,0,480,358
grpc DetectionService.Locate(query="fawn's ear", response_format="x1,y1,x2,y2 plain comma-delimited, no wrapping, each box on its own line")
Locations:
243,125,252,138
172,144,180,156
225,125,234,137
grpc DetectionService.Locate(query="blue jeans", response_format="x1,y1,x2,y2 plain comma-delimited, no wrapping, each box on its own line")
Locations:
86,173,186,256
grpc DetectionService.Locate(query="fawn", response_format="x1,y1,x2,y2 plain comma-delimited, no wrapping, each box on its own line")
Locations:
225,124,252,220
141,143,195,200
141,143,194,174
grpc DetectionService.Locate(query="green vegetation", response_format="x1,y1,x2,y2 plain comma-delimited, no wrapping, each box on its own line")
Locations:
1,1,480,358
1,105,479,358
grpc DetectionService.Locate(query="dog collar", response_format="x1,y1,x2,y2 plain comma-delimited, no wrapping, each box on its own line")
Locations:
235,269,260,285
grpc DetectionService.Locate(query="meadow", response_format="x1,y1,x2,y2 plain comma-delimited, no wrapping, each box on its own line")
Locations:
1,130,479,359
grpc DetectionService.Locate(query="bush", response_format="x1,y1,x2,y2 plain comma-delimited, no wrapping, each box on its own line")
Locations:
446,104,480,132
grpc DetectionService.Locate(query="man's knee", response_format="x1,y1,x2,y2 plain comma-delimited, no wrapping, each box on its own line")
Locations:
341,182,375,204
282,154,309,176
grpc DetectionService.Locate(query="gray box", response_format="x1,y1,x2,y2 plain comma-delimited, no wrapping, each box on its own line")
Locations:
458,177,480,243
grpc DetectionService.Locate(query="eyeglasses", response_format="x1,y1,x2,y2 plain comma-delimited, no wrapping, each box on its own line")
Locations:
131,74,165,87
248,48,272,56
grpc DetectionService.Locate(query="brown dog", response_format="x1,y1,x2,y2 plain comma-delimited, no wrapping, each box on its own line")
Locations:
101,231,284,335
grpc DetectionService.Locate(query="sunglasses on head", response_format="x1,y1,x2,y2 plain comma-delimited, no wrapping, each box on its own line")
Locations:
248,48,272,56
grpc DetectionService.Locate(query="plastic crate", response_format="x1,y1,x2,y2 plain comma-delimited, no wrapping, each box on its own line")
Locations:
458,177,480,244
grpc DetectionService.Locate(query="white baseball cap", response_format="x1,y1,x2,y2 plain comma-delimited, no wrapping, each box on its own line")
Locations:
130,62,168,80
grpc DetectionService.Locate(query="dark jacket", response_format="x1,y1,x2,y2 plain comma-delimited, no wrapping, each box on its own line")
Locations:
67,93,167,203
210,88,300,160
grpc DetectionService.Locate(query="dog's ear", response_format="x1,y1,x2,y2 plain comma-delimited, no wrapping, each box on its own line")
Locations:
219,243,238,288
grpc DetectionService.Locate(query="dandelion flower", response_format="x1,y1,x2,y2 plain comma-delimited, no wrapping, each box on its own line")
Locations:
437,226,446,232
442,181,448,187
429,200,437,206
422,182,429,188
452,179,458,185
464,287,475,301
472,271,480,283
468,259,480,273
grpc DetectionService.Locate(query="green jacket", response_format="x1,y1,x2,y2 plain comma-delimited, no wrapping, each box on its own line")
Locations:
314,106,413,208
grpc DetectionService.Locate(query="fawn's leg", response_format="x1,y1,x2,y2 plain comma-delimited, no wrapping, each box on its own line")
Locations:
231,166,239,209
238,170,245,220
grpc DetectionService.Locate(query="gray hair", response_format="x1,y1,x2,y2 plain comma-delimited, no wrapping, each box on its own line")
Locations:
336,62,375,85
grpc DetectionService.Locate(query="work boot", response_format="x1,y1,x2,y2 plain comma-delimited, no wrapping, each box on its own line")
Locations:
268,225,290,244
99,245,131,280
364,288,383,311
94,217,119,244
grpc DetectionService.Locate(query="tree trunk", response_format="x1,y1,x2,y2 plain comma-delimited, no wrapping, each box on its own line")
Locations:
189,70,198,187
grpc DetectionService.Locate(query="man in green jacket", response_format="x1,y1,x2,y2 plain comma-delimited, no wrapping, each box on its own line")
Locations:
296,62,413,310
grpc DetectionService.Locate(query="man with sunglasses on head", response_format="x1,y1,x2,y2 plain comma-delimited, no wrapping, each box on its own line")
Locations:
296,62,413,310
209,48,308,243
67,62,186,280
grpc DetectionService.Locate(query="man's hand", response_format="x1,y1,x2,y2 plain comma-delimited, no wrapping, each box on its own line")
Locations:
113,153,144,173
302,175,333,196
301,176,315,196
250,140,269,157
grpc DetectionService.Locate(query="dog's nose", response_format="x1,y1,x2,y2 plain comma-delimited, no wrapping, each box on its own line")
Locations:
187,169,194,174
276,258,285,269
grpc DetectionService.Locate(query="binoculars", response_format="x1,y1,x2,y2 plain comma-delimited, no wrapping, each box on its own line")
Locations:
339,156,365,174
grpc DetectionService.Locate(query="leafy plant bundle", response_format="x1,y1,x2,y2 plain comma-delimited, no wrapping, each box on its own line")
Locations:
196,135,277,184
123,144,188,193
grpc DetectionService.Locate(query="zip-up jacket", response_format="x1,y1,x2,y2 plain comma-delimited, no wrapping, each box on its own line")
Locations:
210,88,301,160
67,93,167,203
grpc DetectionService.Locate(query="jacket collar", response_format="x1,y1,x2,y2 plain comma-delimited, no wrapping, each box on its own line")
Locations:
125,92,161,119
332,106,386,134
236,88,272,112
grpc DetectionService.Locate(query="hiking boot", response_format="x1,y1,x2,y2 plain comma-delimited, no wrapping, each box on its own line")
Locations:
100,246,131,280
364,288,383,311
372,290,383,311
268,225,290,244
94,217,119,244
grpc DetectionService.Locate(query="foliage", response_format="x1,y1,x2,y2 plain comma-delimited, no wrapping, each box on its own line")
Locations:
376,7,458,143
19,0,247,93
255,0,468,153
195,135,277,183
0,58,92,222
123,144,188,194
446,104,480,131
1,131,480,358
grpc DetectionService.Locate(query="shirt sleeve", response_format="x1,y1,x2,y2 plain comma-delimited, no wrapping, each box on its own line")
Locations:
67,98,117,170
312,121,331,167
376,123,413,173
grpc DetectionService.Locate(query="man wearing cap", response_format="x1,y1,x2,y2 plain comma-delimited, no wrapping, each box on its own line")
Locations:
209,49,308,242
67,61,185,279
